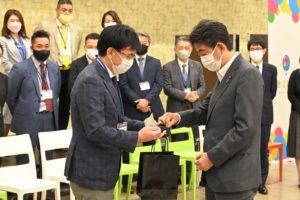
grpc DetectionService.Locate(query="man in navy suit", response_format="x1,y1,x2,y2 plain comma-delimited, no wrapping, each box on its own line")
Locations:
119,31,164,121
248,37,277,195
7,30,61,175
64,25,164,199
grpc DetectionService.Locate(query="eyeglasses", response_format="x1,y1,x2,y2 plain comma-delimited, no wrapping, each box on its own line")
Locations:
249,48,263,51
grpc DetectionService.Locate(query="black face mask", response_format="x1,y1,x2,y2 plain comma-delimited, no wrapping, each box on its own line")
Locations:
136,44,149,55
33,50,50,62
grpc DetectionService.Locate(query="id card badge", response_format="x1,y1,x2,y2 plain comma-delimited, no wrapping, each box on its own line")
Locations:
61,49,72,56
139,81,151,91
184,87,191,93
117,122,127,131
41,90,53,101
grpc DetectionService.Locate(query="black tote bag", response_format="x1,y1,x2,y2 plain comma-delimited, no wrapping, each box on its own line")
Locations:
137,151,180,200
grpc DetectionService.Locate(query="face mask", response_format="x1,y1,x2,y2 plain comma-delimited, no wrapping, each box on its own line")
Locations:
7,21,22,34
33,50,50,62
110,51,134,75
86,48,98,60
136,45,149,55
249,50,263,63
200,46,222,72
0,58,2,64
176,50,191,60
58,14,73,25
104,22,117,28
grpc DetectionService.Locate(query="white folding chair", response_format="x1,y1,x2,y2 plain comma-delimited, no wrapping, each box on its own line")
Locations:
0,134,60,200
38,129,74,200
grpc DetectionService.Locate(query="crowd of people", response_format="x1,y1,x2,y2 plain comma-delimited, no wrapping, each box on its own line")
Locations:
0,0,300,200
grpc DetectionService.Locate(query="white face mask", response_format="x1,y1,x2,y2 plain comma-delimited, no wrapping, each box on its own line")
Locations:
86,48,98,60
176,50,191,60
7,21,22,34
110,51,134,75
200,46,222,72
104,22,117,28
249,50,263,63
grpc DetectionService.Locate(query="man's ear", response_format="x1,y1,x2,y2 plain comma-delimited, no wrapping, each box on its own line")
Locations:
106,47,113,58
263,48,267,55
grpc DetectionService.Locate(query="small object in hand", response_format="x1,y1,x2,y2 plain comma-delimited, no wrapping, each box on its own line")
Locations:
144,113,157,127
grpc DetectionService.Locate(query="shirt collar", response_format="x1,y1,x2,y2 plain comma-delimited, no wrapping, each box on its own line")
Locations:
217,52,239,82
177,58,188,68
56,18,68,28
86,55,93,64
251,61,263,70
135,54,147,61
31,56,47,69
97,57,114,78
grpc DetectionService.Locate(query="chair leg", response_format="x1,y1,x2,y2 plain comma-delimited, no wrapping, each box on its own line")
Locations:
33,192,38,200
118,176,123,196
126,174,133,200
181,161,186,200
54,185,61,200
41,191,46,200
17,193,23,200
70,185,75,200
191,164,196,200
113,178,120,200
0,191,7,200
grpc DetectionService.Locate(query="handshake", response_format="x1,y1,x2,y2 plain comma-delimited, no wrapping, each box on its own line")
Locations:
137,112,181,143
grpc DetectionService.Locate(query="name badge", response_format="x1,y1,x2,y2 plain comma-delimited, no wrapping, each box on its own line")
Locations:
117,122,127,131
61,49,72,56
41,90,53,101
184,88,191,93
139,81,151,91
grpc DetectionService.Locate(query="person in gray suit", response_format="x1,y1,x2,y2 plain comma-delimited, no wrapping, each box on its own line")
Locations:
159,20,264,200
64,25,164,199
7,30,61,176
163,36,205,148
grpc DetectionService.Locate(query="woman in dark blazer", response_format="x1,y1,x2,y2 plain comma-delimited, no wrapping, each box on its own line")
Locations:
0,44,8,137
287,67,300,188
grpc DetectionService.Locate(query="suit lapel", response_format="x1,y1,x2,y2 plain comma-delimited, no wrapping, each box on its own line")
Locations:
47,62,56,93
7,38,22,61
132,59,142,80
174,60,185,90
52,19,61,53
262,63,267,81
29,58,41,97
188,60,195,89
207,56,240,121
69,24,78,58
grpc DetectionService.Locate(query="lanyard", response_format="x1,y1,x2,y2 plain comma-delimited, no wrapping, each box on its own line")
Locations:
11,35,27,60
57,26,67,49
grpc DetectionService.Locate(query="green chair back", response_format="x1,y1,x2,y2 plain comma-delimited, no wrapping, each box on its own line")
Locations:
169,127,195,152
129,139,162,164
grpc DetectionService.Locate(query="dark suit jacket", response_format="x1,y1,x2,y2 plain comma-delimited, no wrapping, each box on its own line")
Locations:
68,55,89,93
178,55,264,192
163,59,205,112
288,69,300,113
261,63,277,125
7,57,61,135
119,55,164,120
64,60,144,190
0,72,7,137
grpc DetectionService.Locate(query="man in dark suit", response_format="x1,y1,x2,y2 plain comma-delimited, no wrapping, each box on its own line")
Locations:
160,20,264,200
68,33,99,93
0,44,8,138
248,37,277,195
163,36,205,147
64,25,164,199
7,30,61,175
119,31,164,121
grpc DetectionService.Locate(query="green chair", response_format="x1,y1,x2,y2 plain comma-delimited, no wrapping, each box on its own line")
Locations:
169,127,201,200
114,163,139,200
0,191,7,200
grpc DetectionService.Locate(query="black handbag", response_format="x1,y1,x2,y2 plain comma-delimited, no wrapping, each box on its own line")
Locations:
137,136,180,200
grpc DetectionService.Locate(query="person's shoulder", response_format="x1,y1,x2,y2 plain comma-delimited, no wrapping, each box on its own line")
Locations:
47,60,59,71
189,59,201,67
163,59,177,68
12,58,32,73
72,55,87,65
70,23,83,33
263,62,277,71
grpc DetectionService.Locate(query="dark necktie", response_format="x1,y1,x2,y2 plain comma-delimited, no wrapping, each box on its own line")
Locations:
40,63,53,112
111,77,124,121
182,64,188,82
138,57,144,79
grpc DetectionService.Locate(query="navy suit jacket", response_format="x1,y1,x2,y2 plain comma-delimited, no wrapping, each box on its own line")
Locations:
65,60,144,190
119,55,164,120
261,63,277,125
7,57,60,134
68,55,89,93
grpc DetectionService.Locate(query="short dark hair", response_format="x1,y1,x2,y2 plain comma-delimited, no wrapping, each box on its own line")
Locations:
247,37,266,50
57,0,73,9
97,24,140,56
101,10,122,28
175,36,190,46
2,9,28,39
85,33,100,42
189,19,233,50
31,30,50,44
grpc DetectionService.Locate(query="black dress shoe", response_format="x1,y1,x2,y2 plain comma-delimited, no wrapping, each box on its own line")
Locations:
258,184,268,195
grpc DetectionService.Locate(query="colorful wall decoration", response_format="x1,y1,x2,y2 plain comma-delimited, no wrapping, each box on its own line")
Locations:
268,0,300,161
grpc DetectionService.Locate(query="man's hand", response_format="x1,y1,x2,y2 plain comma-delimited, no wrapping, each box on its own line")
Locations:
158,112,180,127
195,153,214,171
185,91,200,103
135,99,151,112
138,126,165,143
